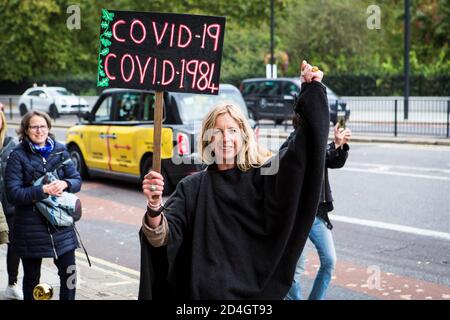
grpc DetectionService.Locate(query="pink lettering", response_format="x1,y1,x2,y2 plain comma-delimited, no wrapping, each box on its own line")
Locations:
179,59,186,89
170,24,175,47
161,60,175,85
177,24,192,48
152,58,157,85
135,55,152,84
112,20,126,43
201,24,207,49
120,54,135,83
130,20,146,44
186,60,199,89
152,21,169,46
207,24,221,51
104,53,117,80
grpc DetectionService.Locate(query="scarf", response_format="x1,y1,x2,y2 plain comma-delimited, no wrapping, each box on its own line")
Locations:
30,138,55,159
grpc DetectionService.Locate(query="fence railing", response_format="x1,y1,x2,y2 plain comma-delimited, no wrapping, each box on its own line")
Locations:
341,97,450,138
251,96,450,138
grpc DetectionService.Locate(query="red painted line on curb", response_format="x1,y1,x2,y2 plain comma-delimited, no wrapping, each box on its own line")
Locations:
304,253,450,300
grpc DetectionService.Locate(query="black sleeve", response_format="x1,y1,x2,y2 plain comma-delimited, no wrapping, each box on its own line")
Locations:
261,81,330,275
326,142,349,169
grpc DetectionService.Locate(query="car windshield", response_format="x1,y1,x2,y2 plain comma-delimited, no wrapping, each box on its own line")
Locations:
175,87,249,123
49,88,76,96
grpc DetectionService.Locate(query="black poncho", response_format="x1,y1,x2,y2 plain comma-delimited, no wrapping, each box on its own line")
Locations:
139,81,329,299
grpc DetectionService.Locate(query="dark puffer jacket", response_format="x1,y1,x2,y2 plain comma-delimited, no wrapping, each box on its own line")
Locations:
5,139,81,258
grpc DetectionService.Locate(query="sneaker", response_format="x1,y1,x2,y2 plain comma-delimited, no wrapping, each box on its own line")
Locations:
4,284,24,300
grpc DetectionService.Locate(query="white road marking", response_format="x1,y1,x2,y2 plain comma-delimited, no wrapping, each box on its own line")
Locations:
75,251,140,277
341,167,450,181
104,281,134,287
331,215,450,241
348,162,450,174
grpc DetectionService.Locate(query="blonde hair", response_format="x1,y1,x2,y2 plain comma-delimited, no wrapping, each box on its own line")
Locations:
0,111,7,148
198,104,272,171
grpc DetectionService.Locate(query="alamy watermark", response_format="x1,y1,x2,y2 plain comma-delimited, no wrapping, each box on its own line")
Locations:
366,265,382,290
67,4,81,30
366,5,381,30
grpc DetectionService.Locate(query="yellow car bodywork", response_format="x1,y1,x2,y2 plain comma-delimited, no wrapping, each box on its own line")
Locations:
66,124,174,177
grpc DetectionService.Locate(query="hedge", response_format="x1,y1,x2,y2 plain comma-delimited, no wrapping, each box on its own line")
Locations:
1,74,449,96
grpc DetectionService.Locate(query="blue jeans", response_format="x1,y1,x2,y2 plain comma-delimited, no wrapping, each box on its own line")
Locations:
285,216,336,300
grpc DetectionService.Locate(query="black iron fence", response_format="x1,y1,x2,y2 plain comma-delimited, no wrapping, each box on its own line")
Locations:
251,97,450,138
342,97,450,138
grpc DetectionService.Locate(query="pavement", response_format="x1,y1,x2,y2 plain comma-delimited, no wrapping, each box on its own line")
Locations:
0,247,139,300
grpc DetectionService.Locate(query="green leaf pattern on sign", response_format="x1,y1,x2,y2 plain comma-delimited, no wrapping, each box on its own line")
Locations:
98,77,109,87
97,9,114,87
102,9,115,22
100,38,112,47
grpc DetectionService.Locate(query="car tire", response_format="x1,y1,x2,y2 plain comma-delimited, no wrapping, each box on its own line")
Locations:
141,156,173,196
68,145,89,179
49,104,60,119
19,104,28,116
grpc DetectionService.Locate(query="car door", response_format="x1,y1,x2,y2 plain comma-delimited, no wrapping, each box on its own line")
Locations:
25,90,40,111
26,90,47,111
108,92,147,175
35,90,50,111
83,94,114,171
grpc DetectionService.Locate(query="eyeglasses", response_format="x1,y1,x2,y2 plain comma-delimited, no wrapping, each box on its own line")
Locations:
28,125,48,131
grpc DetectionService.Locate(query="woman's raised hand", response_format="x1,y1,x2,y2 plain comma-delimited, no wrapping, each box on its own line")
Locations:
300,60,323,84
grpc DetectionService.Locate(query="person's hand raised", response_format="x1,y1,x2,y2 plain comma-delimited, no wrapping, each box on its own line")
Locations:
300,60,323,84
333,124,352,148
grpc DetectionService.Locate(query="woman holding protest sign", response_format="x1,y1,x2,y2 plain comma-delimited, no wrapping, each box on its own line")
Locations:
139,61,329,299
4,110,81,300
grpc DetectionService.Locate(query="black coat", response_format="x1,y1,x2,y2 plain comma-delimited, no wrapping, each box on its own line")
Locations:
5,139,81,258
138,81,330,299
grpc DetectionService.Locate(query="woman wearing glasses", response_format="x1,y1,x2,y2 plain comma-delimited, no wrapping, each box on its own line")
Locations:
4,110,81,300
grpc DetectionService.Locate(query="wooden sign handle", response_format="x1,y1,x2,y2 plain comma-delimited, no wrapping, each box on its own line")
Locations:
152,91,164,200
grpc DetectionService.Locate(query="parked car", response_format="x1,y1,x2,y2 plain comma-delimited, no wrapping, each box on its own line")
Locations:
240,77,350,125
66,84,255,195
18,86,90,118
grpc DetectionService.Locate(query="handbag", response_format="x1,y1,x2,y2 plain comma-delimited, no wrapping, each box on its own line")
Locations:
32,157,91,266
33,159,82,227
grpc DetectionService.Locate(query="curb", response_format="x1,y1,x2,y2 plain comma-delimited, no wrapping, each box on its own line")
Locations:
262,132,450,146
